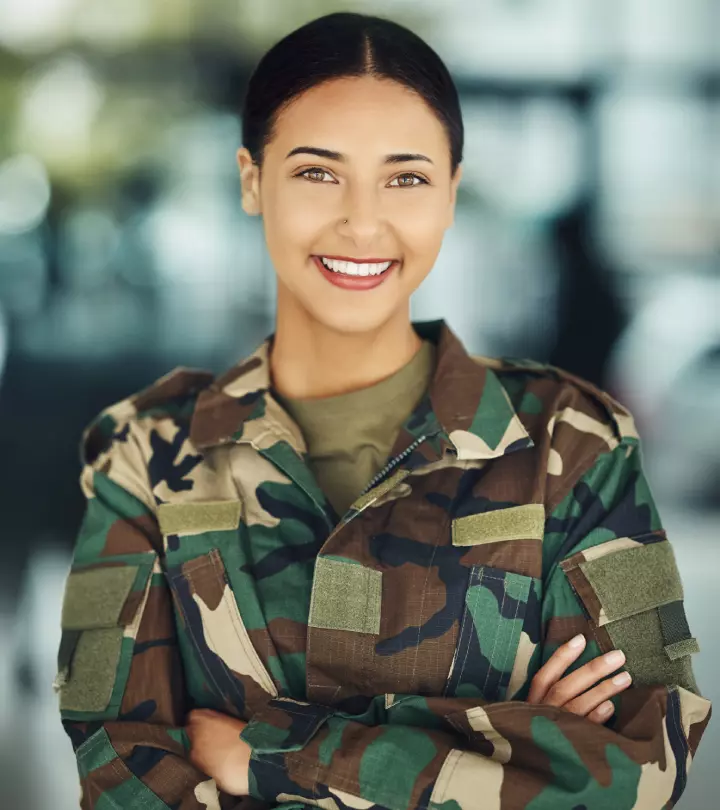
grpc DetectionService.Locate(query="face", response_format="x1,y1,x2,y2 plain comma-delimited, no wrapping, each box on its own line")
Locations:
237,75,462,335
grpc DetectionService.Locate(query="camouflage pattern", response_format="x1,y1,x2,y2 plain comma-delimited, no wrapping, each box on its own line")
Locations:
55,318,711,809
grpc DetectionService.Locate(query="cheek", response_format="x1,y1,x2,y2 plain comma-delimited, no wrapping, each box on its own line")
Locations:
266,192,327,253
396,190,450,234
398,208,447,267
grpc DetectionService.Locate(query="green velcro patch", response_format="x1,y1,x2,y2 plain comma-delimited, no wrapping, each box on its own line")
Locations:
62,566,139,630
59,627,125,712
605,608,699,694
452,504,545,546
578,539,683,624
351,469,411,512
308,557,382,634
156,500,242,536
54,629,81,691
665,638,700,661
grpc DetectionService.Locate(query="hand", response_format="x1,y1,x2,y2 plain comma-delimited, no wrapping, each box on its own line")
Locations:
527,634,632,724
185,708,252,796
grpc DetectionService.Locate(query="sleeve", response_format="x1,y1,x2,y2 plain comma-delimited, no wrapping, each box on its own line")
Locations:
238,437,712,810
55,417,243,810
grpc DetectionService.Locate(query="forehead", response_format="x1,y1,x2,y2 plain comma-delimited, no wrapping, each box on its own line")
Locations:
271,76,447,157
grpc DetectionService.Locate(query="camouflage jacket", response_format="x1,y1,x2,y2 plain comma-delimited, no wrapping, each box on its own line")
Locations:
56,318,711,810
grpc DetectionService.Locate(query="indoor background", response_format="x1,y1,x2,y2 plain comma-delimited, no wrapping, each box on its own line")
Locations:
0,0,718,807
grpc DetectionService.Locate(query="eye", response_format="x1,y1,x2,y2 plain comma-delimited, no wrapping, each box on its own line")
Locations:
388,173,429,188
294,168,429,187
295,167,335,183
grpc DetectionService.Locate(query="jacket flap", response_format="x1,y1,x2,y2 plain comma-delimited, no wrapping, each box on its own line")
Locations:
579,539,682,624
560,532,682,625
61,556,155,630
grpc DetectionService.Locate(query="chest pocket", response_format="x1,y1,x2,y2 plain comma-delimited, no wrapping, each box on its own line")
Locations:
444,504,544,702
158,501,279,718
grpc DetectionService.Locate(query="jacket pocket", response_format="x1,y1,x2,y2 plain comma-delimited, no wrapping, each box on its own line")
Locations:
444,564,539,702
560,530,701,693
54,552,156,720
75,727,171,809
165,547,278,716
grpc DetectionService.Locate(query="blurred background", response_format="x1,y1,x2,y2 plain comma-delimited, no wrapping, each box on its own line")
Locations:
0,0,718,807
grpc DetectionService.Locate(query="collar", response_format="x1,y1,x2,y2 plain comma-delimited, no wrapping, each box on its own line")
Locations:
189,319,533,462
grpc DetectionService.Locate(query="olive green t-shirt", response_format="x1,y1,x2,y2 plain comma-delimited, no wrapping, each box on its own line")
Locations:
273,339,436,520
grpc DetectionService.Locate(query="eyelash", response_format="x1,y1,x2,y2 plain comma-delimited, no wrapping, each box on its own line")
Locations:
294,167,429,187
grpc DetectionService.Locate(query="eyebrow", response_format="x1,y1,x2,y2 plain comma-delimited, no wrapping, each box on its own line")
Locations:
285,146,434,165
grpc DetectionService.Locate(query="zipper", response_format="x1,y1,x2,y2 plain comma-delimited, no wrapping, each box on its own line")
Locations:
357,432,429,499
316,432,432,548
256,431,435,540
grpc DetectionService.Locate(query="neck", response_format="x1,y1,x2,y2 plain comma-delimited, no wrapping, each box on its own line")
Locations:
270,294,423,400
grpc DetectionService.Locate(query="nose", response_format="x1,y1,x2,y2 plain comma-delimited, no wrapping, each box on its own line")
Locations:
340,186,386,242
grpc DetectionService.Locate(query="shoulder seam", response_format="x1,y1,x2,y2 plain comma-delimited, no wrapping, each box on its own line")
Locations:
79,365,214,466
492,357,638,444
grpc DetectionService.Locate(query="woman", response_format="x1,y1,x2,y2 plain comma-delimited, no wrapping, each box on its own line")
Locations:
56,12,710,810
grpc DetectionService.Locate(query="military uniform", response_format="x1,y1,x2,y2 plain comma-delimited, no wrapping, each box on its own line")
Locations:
55,318,711,810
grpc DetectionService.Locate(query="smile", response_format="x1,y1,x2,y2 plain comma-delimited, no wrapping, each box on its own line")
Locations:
312,255,400,290
318,256,395,276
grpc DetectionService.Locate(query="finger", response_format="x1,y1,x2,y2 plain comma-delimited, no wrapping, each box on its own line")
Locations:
563,670,633,717
185,708,214,732
187,708,219,722
587,700,616,724
541,649,626,707
527,634,587,703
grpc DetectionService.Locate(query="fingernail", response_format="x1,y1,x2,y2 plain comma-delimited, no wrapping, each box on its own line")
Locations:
568,634,586,648
604,650,626,667
599,701,614,715
613,671,632,686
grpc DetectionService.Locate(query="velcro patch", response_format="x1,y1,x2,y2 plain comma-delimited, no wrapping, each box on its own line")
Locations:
452,504,545,546
57,556,155,717
351,469,411,512
59,627,125,712
157,500,242,536
665,638,701,661
560,534,700,692
578,539,682,625
62,566,139,630
308,557,382,634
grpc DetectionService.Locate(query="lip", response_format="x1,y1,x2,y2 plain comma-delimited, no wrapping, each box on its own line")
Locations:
316,254,398,263
312,255,399,290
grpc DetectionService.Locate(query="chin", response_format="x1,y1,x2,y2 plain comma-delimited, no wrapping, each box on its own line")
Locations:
306,301,398,336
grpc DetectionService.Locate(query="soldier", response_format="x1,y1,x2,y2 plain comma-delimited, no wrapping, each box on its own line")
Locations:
55,11,710,810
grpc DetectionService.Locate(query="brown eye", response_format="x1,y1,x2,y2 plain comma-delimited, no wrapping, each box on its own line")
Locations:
296,167,333,183
389,173,428,188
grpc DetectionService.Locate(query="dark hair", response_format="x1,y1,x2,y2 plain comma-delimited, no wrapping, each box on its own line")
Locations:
241,12,463,177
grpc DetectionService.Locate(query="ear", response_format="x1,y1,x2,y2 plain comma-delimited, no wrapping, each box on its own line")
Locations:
237,147,262,216
446,163,463,228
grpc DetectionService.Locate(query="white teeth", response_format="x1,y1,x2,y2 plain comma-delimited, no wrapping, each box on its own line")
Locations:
320,257,393,276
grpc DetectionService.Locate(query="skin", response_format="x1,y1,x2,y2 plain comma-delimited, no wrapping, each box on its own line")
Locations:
236,74,463,399
186,709,250,796
187,74,633,794
527,634,632,722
